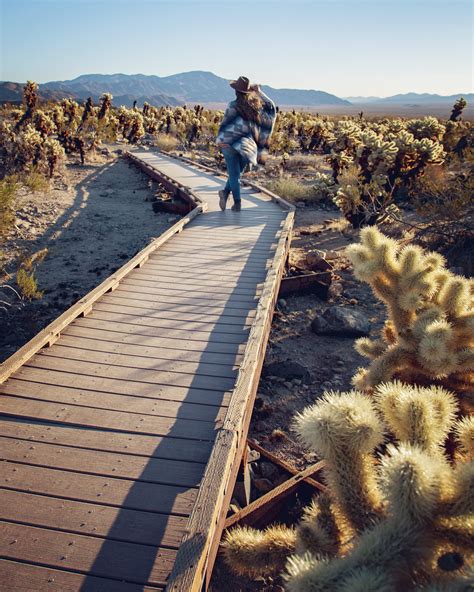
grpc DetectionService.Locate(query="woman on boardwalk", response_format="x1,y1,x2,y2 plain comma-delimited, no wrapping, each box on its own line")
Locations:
216,76,276,211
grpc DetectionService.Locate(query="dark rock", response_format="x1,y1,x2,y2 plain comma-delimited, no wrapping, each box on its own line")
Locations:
263,360,311,383
253,478,274,493
259,461,279,481
311,306,370,337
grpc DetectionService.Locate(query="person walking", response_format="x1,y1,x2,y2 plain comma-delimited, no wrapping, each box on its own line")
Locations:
216,76,276,212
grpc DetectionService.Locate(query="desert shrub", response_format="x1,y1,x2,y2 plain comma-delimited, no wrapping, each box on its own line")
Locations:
266,176,319,203
0,176,17,237
15,249,48,300
346,227,473,397
224,383,473,591
16,268,42,300
21,168,50,193
154,133,179,152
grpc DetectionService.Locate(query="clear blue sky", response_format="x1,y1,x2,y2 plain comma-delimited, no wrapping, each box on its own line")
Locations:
0,0,472,97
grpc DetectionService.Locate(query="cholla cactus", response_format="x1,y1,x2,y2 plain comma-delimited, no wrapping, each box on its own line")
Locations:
450,98,467,122
223,384,473,591
407,117,446,142
346,227,473,394
312,172,337,200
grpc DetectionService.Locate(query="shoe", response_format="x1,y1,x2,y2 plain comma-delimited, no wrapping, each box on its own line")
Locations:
231,201,241,212
218,190,227,211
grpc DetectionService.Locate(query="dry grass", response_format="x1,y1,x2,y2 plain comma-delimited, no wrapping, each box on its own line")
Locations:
16,268,43,300
154,133,179,152
21,168,50,193
0,176,17,237
266,176,320,203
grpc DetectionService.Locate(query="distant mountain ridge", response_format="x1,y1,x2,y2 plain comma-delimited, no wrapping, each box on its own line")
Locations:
345,92,474,104
0,71,350,107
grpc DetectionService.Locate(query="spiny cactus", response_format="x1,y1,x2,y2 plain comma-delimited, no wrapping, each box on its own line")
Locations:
223,384,473,590
345,227,473,395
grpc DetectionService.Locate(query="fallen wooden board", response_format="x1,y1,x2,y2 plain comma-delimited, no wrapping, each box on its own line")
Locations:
224,461,325,530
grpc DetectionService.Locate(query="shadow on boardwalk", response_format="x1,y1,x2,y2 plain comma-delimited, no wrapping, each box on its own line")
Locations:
79,190,284,589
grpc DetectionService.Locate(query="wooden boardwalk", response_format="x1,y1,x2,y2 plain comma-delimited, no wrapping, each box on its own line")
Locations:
0,151,294,591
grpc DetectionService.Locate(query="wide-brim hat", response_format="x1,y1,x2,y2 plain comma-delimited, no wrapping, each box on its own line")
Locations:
229,76,255,93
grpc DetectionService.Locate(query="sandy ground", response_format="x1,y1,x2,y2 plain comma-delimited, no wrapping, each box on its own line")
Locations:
0,151,173,361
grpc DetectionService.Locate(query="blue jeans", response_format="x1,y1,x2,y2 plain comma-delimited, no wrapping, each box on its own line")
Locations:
221,146,248,204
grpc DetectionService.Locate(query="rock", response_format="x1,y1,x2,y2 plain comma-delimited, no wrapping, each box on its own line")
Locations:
311,306,370,337
328,281,344,299
259,461,279,481
278,298,287,308
303,250,332,273
295,201,306,209
253,478,274,493
263,360,311,383
248,450,260,463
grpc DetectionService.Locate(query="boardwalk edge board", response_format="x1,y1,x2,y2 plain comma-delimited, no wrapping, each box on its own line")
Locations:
0,156,205,384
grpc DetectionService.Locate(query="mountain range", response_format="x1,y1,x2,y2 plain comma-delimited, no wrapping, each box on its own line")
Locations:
0,71,471,108
0,71,350,107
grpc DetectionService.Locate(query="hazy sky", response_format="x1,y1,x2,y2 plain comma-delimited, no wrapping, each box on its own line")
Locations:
0,0,472,97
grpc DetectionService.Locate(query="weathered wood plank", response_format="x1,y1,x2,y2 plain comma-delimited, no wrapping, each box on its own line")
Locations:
0,437,205,488
0,489,187,547
24,356,237,392
0,559,163,592
0,380,228,423
92,301,255,327
0,521,176,587
0,462,197,515
62,324,247,357
11,366,232,407
37,345,238,379
0,419,212,463
53,334,243,366
0,396,219,440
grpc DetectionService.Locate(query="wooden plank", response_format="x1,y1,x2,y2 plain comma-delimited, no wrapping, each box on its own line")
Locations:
129,269,267,288
0,489,187,548
102,290,257,316
37,345,238,380
0,419,212,463
0,396,219,441
224,462,326,530
247,439,327,492
0,462,197,515
63,323,247,357
1,380,227,423
73,315,248,346
25,356,237,393
85,310,253,336
125,259,267,287
0,202,204,384
52,333,244,367
145,251,271,268
91,301,254,327
93,300,255,326
154,245,274,261
118,280,259,305
120,276,261,297
0,559,162,592
11,367,232,407
0,437,205,488
0,521,176,587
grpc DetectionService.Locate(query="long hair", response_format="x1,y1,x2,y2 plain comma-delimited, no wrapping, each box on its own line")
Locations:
235,91,263,124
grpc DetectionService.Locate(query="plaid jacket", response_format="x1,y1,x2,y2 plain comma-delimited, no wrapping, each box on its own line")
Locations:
216,91,276,166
